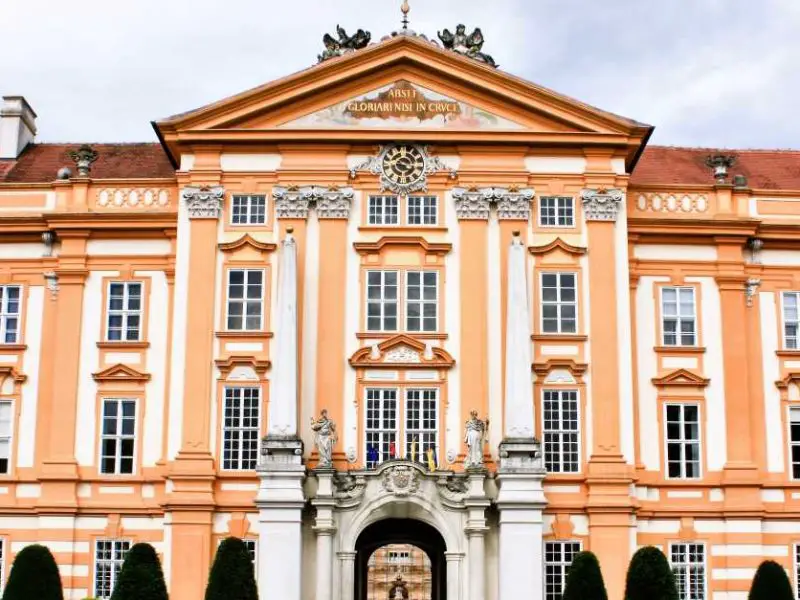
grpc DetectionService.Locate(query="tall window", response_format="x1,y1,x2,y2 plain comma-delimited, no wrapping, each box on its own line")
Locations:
0,401,12,475
670,542,706,600
661,287,697,346
222,387,261,471
94,539,131,599
365,388,398,468
782,292,800,349
406,271,438,332
366,271,399,332
542,390,580,473
231,194,267,225
541,273,577,334
106,282,143,342
665,404,701,479
0,285,21,344
407,196,438,226
368,195,399,225
539,196,574,227
789,408,800,479
405,389,438,463
100,399,136,475
227,269,264,331
544,541,582,600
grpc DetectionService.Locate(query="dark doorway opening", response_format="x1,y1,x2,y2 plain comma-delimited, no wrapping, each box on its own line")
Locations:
355,518,446,600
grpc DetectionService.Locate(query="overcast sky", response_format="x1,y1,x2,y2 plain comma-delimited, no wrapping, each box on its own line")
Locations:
1,0,798,148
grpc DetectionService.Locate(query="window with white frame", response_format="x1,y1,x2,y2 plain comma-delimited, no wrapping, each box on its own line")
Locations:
368,195,400,225
782,292,800,349
789,408,800,480
540,273,577,334
226,269,264,331
670,542,706,600
542,390,580,473
539,196,575,227
406,271,438,332
407,195,438,226
0,401,12,475
222,387,261,471
387,550,411,564
365,388,398,468
366,271,399,332
661,287,697,346
106,282,143,342
100,398,136,475
0,285,21,344
405,389,438,463
231,194,267,226
665,404,701,479
94,539,131,599
544,541,582,600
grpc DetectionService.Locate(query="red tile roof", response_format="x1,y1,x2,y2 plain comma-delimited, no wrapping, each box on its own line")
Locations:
0,143,174,183
631,146,800,190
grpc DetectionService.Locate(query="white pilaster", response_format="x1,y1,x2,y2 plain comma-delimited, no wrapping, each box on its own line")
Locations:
338,551,356,600
464,472,489,600
313,472,336,600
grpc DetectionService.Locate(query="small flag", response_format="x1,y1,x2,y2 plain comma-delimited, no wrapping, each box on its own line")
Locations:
410,437,418,463
389,440,396,459
367,444,379,466
426,447,436,471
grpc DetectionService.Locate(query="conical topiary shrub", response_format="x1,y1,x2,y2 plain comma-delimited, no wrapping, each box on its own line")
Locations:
749,560,793,600
2,544,63,600
563,550,608,600
110,542,168,600
624,546,678,600
205,537,258,600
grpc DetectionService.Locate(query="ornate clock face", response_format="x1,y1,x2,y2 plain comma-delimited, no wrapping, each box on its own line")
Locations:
381,145,426,188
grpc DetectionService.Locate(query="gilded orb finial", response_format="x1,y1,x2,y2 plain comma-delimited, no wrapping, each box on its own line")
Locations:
401,0,410,30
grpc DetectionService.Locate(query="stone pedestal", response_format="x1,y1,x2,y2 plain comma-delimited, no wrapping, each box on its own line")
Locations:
313,469,337,600
464,469,489,600
256,436,306,600
496,439,547,600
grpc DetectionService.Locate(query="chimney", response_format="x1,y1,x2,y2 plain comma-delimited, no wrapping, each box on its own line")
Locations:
0,96,37,159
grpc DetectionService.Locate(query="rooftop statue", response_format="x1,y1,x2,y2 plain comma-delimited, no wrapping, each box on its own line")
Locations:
438,24,497,67
318,25,372,62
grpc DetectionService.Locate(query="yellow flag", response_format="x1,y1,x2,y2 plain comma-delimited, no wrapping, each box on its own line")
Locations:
426,447,436,471
410,437,417,462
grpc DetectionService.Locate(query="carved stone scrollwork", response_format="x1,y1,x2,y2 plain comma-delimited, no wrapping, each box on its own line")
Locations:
580,188,625,222
453,187,534,220
43,272,59,300
381,464,420,497
436,474,469,508
273,186,353,219
495,188,534,220
333,472,367,507
182,186,224,219
452,187,491,220
745,278,761,307
316,187,354,219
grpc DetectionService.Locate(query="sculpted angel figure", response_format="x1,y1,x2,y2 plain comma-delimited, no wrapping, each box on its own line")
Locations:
437,24,497,67
311,409,337,468
318,25,371,62
464,410,489,469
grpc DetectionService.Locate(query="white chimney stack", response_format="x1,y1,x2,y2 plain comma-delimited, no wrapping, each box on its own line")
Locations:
0,96,37,159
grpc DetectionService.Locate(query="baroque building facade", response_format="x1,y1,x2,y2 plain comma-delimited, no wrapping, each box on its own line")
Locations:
0,26,799,600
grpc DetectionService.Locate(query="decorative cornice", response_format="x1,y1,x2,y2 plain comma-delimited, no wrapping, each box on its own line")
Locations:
92,363,151,384
349,334,455,369
452,186,534,220
651,368,709,388
580,188,624,222
776,372,800,390
528,237,587,256
353,236,452,256
273,185,353,219
218,234,278,254
532,359,588,382
182,186,224,219
215,355,271,380
0,366,27,385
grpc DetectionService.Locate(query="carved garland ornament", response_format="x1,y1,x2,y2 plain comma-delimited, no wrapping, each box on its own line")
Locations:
182,186,224,219
381,465,420,497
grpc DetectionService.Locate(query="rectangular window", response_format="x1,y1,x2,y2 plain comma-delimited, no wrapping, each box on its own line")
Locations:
539,196,574,227
406,271,438,332
0,401,12,475
407,195,438,226
106,282,143,342
405,389,437,463
231,194,267,226
365,388,398,468
790,408,800,480
783,292,800,349
227,269,264,331
222,387,261,471
94,539,131,599
0,285,21,344
366,271,399,332
100,399,136,475
670,542,706,600
541,273,577,334
368,195,399,225
543,390,580,473
665,404,701,479
544,541,582,600
662,287,697,346
387,550,411,564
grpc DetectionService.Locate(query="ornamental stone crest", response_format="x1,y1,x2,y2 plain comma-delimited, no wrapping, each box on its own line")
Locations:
384,346,421,363
273,186,353,219
381,464,420,496
67,144,98,176
437,25,497,67
580,188,625,222
318,25,371,63
182,186,224,219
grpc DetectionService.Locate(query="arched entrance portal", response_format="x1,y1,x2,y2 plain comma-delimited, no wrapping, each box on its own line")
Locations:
355,518,447,600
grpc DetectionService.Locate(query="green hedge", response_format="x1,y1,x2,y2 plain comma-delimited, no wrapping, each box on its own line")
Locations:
624,546,678,600
2,544,63,600
110,542,168,600
205,537,258,600
563,550,608,600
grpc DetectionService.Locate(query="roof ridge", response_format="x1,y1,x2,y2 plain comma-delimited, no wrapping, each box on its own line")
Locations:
648,144,800,153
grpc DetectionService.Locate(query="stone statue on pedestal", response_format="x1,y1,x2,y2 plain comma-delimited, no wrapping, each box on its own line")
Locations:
464,410,489,469
311,409,337,468
388,574,409,600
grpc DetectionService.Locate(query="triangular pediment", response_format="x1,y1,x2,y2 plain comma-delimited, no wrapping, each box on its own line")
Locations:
349,334,455,369
93,364,151,383
651,369,709,388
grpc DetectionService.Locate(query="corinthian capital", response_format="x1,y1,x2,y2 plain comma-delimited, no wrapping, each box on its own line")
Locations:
182,186,224,219
452,187,492,220
315,187,354,219
495,187,534,220
580,188,625,222
273,186,312,219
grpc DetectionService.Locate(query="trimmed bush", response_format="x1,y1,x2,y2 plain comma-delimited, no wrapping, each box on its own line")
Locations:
110,542,168,600
749,560,793,600
624,546,678,600
2,544,63,600
205,537,258,600
563,550,608,600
